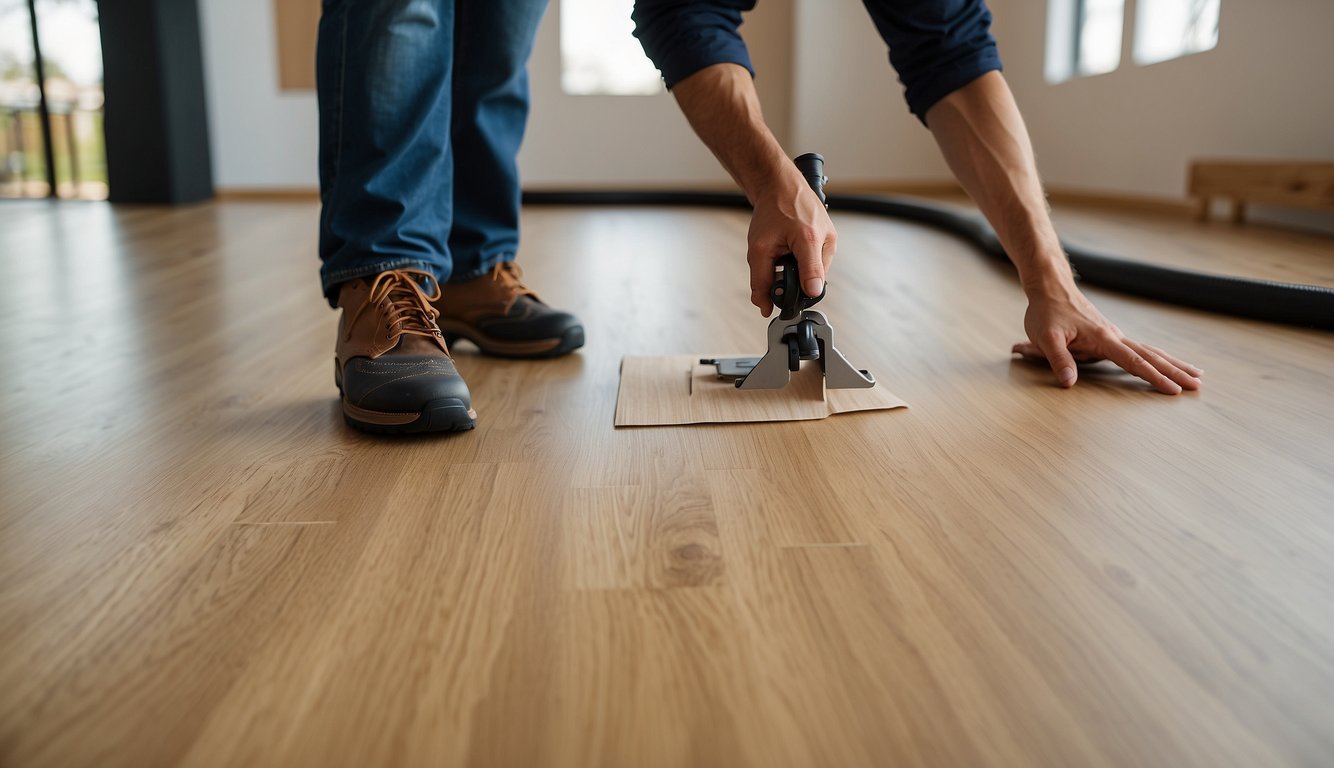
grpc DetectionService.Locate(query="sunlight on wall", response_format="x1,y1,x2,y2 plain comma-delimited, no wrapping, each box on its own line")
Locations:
1134,0,1220,66
560,0,662,95
1077,0,1124,75
1046,0,1126,82
1047,0,1220,83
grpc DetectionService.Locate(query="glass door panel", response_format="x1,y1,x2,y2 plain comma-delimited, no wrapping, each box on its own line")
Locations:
0,0,48,198
34,0,105,199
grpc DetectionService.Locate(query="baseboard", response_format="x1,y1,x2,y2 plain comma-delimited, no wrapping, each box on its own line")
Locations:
519,179,970,197
211,182,1195,217
1044,188,1195,217
214,187,321,201
210,181,967,203
829,180,965,197
830,181,1194,217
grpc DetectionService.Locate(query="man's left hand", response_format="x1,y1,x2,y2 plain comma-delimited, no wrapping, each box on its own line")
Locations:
1013,282,1203,395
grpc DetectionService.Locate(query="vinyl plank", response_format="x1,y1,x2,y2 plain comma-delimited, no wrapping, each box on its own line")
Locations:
0,523,340,768
2,199,1332,766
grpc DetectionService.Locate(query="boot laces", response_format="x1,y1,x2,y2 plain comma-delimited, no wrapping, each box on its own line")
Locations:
490,262,537,313
347,270,442,342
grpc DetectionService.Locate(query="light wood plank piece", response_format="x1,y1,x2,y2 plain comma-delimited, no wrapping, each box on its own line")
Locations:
1188,160,1334,223
0,199,1331,767
615,354,907,426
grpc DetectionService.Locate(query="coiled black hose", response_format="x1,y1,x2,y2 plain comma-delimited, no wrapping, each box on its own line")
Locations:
522,190,1334,330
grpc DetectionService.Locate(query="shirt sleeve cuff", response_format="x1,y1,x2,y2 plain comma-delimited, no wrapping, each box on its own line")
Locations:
906,46,1003,125
632,4,756,89
658,36,755,88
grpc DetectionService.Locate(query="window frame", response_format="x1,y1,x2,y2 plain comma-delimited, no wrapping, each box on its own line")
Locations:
1047,0,1221,85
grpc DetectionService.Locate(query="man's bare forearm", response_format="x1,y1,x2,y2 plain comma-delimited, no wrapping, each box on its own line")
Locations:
670,64,802,203
927,71,1200,394
670,63,836,309
925,71,1074,296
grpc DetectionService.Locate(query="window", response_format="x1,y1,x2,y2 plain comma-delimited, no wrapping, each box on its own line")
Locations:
1045,0,1125,83
1,0,45,198
1133,0,1220,66
1074,0,1125,76
1046,0,1221,84
560,0,662,95
0,0,106,200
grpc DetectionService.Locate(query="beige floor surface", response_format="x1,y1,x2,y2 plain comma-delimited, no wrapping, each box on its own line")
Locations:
0,197,1332,767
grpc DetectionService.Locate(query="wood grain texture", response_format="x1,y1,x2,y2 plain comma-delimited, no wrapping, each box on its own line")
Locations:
0,198,1332,767
1189,160,1334,221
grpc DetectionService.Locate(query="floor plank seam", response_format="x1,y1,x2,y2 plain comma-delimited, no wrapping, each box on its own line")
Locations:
231,521,337,527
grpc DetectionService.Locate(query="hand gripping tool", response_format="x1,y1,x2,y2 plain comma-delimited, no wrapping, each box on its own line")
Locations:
702,153,875,391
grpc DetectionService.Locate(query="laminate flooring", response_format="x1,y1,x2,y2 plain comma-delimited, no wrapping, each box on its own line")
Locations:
1,197,1331,767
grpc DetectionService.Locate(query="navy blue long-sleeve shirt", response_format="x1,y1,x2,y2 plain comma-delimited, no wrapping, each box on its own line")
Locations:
632,0,1003,124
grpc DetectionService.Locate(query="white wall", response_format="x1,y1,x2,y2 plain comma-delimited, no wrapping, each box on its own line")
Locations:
197,0,786,189
520,2,733,187
199,0,1334,203
199,0,318,188
987,0,1334,200
198,0,937,189
790,0,951,183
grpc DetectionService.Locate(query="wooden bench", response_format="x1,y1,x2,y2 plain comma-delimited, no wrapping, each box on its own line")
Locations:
1188,160,1334,223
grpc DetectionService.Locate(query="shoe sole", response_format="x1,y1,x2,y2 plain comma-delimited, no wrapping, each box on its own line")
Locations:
342,398,476,434
438,321,585,359
335,364,477,435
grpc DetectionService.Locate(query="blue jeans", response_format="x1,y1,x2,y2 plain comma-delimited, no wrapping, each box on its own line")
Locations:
316,0,549,305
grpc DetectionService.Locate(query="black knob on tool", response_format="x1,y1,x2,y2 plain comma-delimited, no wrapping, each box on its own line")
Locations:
784,319,821,371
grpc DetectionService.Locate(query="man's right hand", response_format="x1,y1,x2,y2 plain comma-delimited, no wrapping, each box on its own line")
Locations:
670,63,836,316
746,181,837,317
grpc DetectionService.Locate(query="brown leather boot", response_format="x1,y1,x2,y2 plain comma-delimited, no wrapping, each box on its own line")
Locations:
434,262,584,358
335,269,476,434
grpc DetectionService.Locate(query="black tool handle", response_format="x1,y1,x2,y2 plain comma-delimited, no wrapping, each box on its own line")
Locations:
794,153,827,207
771,153,830,320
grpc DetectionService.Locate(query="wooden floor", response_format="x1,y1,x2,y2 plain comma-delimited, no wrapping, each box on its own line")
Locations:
1,197,1332,767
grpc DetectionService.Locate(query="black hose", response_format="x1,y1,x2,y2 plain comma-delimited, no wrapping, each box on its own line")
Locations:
522,190,1334,330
